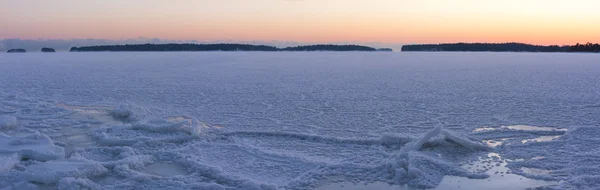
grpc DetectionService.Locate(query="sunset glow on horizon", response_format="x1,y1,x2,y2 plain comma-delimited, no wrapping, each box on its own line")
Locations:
2,0,599,45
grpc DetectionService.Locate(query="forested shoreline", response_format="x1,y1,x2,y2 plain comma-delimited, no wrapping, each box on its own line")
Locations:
402,43,600,52
69,44,380,52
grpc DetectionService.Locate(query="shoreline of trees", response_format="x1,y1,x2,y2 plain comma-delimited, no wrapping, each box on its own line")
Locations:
8,42,600,53
69,44,381,52
401,42,600,52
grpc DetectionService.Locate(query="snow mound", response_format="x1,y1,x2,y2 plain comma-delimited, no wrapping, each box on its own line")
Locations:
0,132,65,161
0,116,16,129
21,159,108,184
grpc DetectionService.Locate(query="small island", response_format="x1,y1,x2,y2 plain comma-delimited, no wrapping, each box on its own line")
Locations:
70,43,383,52
41,47,56,52
280,45,376,51
7,49,26,53
401,42,600,53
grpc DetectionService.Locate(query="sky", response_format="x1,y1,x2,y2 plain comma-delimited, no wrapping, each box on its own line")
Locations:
1,0,599,45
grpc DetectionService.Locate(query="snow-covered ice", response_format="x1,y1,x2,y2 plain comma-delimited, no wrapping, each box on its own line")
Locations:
1,52,599,189
0,116,16,129
22,158,108,184
0,133,65,161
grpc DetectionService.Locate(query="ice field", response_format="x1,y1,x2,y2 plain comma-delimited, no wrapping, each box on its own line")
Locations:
1,52,600,190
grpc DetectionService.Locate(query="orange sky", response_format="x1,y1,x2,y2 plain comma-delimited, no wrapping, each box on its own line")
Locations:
1,0,599,45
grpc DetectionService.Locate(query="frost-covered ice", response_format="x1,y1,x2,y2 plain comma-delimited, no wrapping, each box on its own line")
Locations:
0,116,16,129
0,133,65,161
1,52,600,189
22,158,108,184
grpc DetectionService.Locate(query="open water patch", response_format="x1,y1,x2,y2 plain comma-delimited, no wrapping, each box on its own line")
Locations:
437,153,559,190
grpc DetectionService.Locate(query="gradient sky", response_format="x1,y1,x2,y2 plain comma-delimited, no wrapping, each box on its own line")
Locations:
1,0,599,45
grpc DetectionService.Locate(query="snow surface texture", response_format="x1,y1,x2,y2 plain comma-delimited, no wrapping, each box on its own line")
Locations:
1,52,599,189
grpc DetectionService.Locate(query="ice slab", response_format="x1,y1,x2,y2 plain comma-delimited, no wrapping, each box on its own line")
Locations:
504,125,567,132
22,159,108,184
521,135,562,144
521,167,552,175
63,134,95,156
474,125,567,132
56,103,121,127
0,133,64,161
143,163,189,177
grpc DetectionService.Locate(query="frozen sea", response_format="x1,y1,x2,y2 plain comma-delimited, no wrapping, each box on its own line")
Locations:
1,52,599,190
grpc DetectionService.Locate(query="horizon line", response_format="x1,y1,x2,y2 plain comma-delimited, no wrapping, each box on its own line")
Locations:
3,37,599,46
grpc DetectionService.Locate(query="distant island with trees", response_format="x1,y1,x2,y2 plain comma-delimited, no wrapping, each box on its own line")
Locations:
401,42,600,52
7,42,600,53
70,44,385,52
41,47,56,52
6,49,26,53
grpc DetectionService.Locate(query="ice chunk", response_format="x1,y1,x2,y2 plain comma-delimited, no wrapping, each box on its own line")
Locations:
22,159,108,184
0,116,17,129
0,133,64,161
110,104,149,122
400,125,488,151
110,106,135,122
402,125,443,151
98,132,150,146
379,133,412,147
190,118,203,136
442,130,489,150
0,153,20,172
504,125,566,132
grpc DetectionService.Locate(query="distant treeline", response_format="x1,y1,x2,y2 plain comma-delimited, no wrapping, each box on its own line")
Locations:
570,43,600,52
401,43,600,52
70,43,381,52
